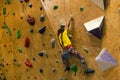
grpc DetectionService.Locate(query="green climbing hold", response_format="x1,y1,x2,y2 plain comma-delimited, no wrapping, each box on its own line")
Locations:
4,22,12,36
53,5,58,10
3,7,6,15
80,7,84,12
18,76,22,78
70,64,78,73
65,78,68,80
18,48,22,53
6,0,11,4
17,30,21,39
83,48,88,53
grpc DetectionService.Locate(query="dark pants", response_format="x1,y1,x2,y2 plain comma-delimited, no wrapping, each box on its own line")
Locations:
61,46,88,69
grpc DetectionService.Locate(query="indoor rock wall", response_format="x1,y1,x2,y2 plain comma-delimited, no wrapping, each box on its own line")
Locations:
0,0,120,80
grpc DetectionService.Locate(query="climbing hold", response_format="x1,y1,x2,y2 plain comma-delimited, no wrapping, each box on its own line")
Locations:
53,5,58,10
8,50,11,53
52,68,56,72
118,8,120,13
38,26,46,34
58,77,64,80
26,69,29,72
42,0,44,2
13,13,15,16
20,17,23,19
13,28,16,31
65,78,68,80
19,0,23,3
18,76,22,78
24,37,30,48
83,48,88,53
1,57,4,61
13,59,17,62
51,38,55,48
24,0,29,2
32,57,35,61
1,64,4,67
6,0,11,4
38,52,44,57
14,62,21,66
55,59,59,63
68,34,72,40
24,58,32,67
58,49,62,54
34,77,37,79
28,3,32,8
30,29,33,33
18,48,22,53
3,7,6,15
44,53,48,58
40,14,45,22
27,76,30,79
42,43,45,46
39,68,43,73
80,6,84,12
4,22,12,36
4,44,6,47
26,16,35,26
40,6,43,11
6,63,9,66
17,30,21,39
49,33,53,36
70,64,78,73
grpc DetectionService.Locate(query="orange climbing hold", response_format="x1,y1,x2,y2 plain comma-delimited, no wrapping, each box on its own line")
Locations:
24,58,32,67
24,37,30,48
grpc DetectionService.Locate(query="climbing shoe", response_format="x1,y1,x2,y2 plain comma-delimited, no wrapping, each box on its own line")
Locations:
64,66,70,71
84,68,95,74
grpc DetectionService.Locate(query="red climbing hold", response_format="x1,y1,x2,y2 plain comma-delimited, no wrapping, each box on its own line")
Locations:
26,15,35,26
24,58,32,67
24,37,30,48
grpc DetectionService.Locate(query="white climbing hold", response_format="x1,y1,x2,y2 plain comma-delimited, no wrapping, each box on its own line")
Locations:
84,15,105,39
95,48,118,71
118,8,120,13
90,0,106,10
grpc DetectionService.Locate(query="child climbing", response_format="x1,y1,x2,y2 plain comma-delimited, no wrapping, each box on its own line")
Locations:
57,17,95,74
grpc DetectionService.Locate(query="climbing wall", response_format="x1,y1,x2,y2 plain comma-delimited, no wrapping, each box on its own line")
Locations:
0,0,120,80
0,0,62,80
41,0,120,80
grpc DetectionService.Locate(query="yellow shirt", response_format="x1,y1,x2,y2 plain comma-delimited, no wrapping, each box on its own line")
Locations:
58,29,71,48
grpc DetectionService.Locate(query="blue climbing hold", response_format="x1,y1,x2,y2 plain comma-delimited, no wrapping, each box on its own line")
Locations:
38,52,44,57
39,68,43,73
32,57,35,61
40,14,45,22
19,0,23,3
38,26,46,34
30,29,33,33
28,3,32,8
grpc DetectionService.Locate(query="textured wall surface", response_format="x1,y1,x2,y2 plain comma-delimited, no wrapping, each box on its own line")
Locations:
0,0,120,80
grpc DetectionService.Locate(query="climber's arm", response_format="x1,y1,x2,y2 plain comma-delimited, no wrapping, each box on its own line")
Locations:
65,17,74,30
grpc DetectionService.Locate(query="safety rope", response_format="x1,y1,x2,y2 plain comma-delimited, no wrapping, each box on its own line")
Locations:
63,0,67,25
